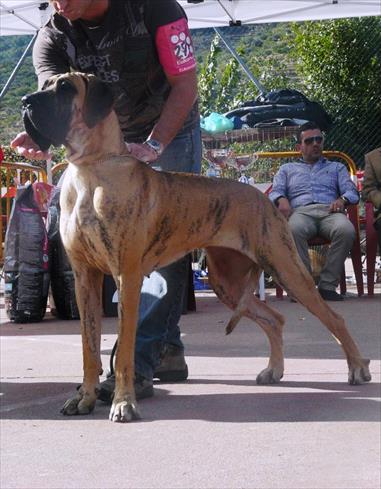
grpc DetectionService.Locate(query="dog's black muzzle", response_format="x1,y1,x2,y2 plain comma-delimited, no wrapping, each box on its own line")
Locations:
22,87,73,151
22,92,55,151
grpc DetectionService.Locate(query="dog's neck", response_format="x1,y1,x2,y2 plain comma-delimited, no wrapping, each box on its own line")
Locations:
64,110,128,165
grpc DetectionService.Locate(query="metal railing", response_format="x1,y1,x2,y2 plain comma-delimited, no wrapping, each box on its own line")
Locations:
254,150,356,176
0,152,358,265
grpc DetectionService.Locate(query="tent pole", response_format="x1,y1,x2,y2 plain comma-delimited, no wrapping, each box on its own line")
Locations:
213,27,267,95
0,33,37,101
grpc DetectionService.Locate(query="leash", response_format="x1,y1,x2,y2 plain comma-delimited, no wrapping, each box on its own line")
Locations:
107,339,118,377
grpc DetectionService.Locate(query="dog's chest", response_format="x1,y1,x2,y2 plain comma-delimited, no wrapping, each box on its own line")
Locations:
63,193,118,262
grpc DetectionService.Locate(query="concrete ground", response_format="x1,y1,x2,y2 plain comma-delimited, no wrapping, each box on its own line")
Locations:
1,285,380,489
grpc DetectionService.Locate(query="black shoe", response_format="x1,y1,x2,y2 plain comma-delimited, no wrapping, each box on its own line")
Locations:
134,373,154,400
154,344,188,382
97,373,154,404
318,288,344,301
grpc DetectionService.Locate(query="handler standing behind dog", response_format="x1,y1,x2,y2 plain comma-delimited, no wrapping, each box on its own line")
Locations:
269,121,359,301
11,0,201,401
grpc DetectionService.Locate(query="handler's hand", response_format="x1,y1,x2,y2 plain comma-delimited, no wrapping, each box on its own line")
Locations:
10,131,51,160
126,142,159,163
277,197,292,219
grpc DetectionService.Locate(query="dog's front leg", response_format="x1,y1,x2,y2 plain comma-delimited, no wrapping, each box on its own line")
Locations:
109,271,143,423
61,264,104,416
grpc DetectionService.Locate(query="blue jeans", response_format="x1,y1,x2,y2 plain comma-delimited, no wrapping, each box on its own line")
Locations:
135,124,202,379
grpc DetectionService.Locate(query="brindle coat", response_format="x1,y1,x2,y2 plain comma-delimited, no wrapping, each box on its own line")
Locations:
22,73,371,422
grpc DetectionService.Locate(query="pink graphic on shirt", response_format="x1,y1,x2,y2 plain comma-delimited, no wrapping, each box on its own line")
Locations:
156,18,196,76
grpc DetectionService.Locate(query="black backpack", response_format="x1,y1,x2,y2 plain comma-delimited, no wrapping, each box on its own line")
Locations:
225,89,332,131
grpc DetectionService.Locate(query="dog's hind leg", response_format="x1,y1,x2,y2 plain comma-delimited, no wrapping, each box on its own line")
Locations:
292,292,370,384
241,295,285,384
61,264,104,416
206,246,285,384
224,264,263,335
270,251,371,384
109,270,142,423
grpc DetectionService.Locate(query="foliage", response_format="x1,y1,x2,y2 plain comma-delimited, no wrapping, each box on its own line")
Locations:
197,35,223,115
0,36,37,144
197,31,294,116
291,17,381,166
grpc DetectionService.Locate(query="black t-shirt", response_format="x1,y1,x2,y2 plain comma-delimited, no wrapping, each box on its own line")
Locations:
33,0,198,141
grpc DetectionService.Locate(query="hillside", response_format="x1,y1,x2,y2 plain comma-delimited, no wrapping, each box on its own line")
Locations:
0,36,37,143
0,22,293,144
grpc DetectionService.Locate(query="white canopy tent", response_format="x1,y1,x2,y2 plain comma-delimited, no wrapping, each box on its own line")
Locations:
0,1,52,36
0,0,380,97
179,0,381,27
1,1,380,36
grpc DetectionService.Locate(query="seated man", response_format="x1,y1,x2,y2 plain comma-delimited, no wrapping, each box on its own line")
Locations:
362,147,381,251
269,121,359,301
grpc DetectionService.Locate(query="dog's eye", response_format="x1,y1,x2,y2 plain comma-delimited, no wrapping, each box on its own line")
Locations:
58,80,74,92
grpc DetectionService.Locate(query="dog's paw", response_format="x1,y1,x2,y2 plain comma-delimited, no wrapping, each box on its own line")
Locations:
256,366,284,385
61,397,81,416
348,359,371,385
109,399,141,423
61,393,96,416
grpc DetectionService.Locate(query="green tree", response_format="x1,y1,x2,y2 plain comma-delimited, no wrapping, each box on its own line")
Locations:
198,33,292,115
291,17,381,166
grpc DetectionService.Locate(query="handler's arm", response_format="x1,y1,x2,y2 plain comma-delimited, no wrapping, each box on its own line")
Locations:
33,29,70,89
149,68,198,148
127,11,198,162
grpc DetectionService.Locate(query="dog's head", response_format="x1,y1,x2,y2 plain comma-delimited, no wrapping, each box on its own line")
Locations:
22,72,114,151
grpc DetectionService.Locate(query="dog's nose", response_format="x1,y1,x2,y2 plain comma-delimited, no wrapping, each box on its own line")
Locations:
21,95,31,107
22,93,38,107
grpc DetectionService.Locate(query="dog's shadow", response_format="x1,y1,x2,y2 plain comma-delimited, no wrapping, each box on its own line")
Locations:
145,379,381,423
1,379,379,423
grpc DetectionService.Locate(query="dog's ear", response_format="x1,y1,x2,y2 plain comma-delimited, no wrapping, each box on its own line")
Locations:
82,75,114,128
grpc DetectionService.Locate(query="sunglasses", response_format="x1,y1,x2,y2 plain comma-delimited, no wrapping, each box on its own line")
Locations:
303,136,323,145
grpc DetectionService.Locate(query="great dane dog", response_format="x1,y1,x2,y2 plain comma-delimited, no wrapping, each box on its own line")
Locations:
22,72,371,422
